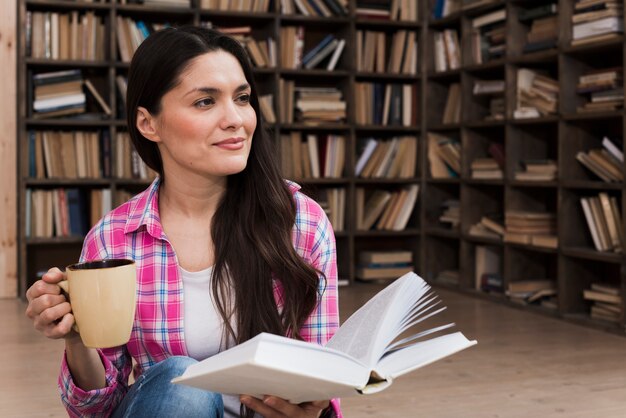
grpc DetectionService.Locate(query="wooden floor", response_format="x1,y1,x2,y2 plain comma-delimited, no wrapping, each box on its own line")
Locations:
3,283,626,417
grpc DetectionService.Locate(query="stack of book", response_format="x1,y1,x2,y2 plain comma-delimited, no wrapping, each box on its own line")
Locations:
355,0,417,21
515,159,558,181
356,30,417,75
470,8,506,64
515,68,559,118
433,29,461,72
283,0,348,16
355,136,417,179
432,0,462,19
32,69,86,119
26,187,96,239
355,250,413,281
576,136,624,183
356,185,420,231
580,192,624,253
442,83,461,124
518,3,558,53
29,130,109,179
354,82,415,126
439,199,460,229
116,17,169,62
279,132,346,179
301,34,346,70
503,211,557,248
576,67,623,113
506,280,557,308
468,214,505,240
294,87,346,125
200,0,270,11
279,26,305,69
427,133,461,178
27,10,106,61
571,0,624,47
317,188,346,232
243,36,276,69
473,79,505,120
584,283,622,323
471,158,502,180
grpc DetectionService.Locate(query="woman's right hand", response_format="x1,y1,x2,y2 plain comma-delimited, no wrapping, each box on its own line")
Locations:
25,267,76,340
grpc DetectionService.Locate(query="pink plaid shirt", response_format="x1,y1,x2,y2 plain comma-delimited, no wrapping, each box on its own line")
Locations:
59,178,341,417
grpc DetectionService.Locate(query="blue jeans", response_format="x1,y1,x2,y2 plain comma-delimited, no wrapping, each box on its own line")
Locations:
112,356,224,418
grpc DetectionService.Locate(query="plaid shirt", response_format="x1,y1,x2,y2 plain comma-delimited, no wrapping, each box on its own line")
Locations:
59,178,341,417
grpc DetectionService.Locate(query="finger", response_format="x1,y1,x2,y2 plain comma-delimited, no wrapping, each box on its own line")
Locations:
43,313,75,339
240,396,288,418
39,300,72,327
26,293,66,319
42,267,65,284
25,279,61,302
301,400,330,416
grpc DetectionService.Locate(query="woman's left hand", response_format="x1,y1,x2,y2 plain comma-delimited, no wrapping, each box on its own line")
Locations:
240,395,330,418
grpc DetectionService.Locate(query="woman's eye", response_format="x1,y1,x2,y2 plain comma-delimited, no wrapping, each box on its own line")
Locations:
195,98,214,107
237,94,251,104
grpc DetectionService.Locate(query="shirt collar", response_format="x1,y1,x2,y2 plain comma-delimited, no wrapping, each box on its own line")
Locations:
123,178,301,239
124,176,165,239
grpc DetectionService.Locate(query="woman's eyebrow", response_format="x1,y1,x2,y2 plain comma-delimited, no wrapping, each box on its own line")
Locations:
184,83,251,97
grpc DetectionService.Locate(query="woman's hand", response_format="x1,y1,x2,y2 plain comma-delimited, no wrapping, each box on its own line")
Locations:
25,267,76,340
240,395,330,418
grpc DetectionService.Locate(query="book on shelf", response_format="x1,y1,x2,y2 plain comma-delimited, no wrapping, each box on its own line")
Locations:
442,83,461,124
432,0,462,20
471,158,502,180
356,185,419,231
355,264,414,281
468,222,501,240
434,269,459,286
172,272,477,402
474,245,501,290
359,250,413,265
356,137,417,179
504,211,556,246
439,199,460,229
576,145,624,183
515,159,557,182
518,3,558,23
317,188,346,232
580,193,623,253
584,282,622,323
506,280,557,305
515,69,559,118
470,8,506,64
83,79,111,116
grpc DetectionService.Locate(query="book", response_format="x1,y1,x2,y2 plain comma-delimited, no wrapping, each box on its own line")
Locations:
172,272,476,402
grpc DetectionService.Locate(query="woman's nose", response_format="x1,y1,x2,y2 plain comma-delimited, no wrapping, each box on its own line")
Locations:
219,100,244,130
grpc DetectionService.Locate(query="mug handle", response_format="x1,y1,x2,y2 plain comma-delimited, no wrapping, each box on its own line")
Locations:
57,280,80,333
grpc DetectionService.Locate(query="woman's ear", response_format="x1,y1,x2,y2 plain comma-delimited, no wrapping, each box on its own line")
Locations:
136,107,160,143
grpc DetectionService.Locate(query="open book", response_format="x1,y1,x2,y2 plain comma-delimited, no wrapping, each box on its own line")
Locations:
172,272,477,403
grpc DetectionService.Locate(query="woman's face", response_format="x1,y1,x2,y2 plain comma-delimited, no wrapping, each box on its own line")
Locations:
144,50,257,181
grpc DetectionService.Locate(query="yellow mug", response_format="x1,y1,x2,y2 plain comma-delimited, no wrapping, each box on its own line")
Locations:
60,259,137,349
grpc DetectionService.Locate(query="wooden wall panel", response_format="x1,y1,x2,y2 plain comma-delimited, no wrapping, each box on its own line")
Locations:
0,3,17,298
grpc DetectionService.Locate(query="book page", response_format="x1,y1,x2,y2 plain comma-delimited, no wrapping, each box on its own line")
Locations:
374,332,477,379
326,272,428,367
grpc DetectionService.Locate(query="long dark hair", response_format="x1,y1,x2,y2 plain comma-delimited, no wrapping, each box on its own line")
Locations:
127,27,322,348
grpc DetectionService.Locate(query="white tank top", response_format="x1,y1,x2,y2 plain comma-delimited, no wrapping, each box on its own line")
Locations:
180,266,244,417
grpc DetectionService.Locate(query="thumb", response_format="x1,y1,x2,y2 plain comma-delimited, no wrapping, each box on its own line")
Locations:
41,267,66,284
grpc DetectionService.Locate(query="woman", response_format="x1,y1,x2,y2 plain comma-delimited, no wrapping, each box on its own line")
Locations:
25,26,340,418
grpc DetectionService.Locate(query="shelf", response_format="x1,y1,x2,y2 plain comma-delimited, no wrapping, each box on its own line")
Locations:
16,0,626,335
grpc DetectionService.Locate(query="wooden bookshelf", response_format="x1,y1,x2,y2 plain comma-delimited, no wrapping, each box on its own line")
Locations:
15,0,626,334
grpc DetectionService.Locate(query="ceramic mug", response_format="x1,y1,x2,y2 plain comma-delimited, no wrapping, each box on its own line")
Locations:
59,259,137,349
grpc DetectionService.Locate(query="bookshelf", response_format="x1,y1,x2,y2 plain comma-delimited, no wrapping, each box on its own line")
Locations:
15,0,626,335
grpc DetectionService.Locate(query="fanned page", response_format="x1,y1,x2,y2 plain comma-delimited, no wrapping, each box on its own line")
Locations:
326,272,431,368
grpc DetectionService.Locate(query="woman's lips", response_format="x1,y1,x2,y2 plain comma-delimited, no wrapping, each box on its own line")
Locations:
214,137,245,150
